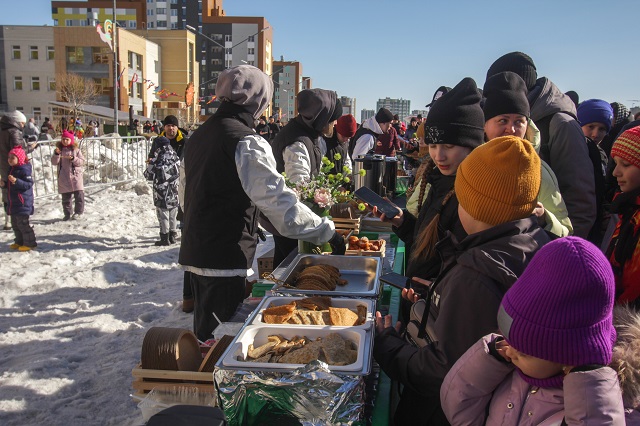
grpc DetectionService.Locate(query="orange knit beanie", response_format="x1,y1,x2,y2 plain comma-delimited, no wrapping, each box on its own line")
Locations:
455,136,541,225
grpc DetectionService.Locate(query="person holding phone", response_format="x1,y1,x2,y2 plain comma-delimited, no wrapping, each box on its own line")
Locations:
371,78,485,310
374,135,549,425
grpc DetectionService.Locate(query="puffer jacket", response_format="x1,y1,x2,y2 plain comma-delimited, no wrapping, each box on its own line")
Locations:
51,142,84,193
524,119,573,238
351,116,383,158
0,115,25,181
144,144,180,209
374,217,550,425
5,162,34,216
528,77,596,239
441,334,626,425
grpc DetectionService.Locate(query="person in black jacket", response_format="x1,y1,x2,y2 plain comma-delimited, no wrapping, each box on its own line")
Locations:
372,78,484,319
374,135,548,425
269,88,343,266
147,115,188,160
255,115,270,140
179,66,344,341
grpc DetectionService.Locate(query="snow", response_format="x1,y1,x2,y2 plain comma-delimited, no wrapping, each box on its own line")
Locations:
0,182,274,425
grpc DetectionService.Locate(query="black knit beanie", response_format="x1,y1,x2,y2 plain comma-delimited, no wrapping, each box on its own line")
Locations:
375,108,394,123
486,52,537,92
483,71,530,121
565,91,580,109
423,77,485,149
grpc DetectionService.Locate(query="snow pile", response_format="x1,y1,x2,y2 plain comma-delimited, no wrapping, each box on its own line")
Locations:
0,183,273,425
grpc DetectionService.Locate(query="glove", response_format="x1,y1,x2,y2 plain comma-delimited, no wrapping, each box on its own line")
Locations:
328,231,346,256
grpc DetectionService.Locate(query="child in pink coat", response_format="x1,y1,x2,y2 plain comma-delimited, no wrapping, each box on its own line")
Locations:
441,237,626,425
51,130,85,220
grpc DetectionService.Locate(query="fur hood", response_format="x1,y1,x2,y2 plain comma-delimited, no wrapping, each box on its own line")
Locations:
612,305,640,410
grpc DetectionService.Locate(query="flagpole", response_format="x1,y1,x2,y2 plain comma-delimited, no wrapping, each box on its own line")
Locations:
113,0,118,134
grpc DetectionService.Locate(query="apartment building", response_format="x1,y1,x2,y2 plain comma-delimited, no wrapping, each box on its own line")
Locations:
196,0,272,116
339,96,356,118
53,26,159,117
52,0,146,29
131,29,199,122
361,109,375,123
376,97,411,122
0,26,57,119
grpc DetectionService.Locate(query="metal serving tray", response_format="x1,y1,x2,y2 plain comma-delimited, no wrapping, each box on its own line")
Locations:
271,254,382,298
216,325,373,375
246,296,375,330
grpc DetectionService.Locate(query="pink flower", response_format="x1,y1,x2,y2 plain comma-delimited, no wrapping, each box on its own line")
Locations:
314,188,333,208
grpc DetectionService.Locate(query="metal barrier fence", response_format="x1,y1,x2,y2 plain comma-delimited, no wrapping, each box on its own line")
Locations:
29,135,153,199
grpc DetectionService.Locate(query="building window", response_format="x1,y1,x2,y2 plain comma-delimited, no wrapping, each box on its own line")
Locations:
248,35,255,42
225,59,232,68
65,19,73,26
156,8,166,14
147,9,153,15
48,78,56,91
157,21,167,28
47,46,55,60
248,48,255,55
171,9,177,16
14,76,23,90
29,46,38,60
33,107,41,117
53,19,58,25
136,82,142,99
16,107,24,112
66,46,84,64
210,58,221,65
93,78,110,95
127,51,133,69
246,60,255,66
31,77,40,91
171,22,177,29
148,22,154,28
171,0,177,3
92,47,110,64
225,34,232,42
128,20,136,28
210,46,223,53
12,46,20,60
136,54,143,71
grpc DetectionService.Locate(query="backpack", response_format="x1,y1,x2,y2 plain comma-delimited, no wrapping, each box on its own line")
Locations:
536,113,606,244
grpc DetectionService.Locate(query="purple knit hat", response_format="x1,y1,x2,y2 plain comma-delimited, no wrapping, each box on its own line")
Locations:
498,237,616,367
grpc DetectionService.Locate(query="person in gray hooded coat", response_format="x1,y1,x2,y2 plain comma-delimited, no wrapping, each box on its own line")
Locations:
270,88,343,266
178,65,345,341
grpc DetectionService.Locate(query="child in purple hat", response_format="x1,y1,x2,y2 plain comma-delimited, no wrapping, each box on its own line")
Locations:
441,236,627,424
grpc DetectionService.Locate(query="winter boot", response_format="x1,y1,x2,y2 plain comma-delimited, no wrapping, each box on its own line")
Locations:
168,231,178,244
154,233,170,246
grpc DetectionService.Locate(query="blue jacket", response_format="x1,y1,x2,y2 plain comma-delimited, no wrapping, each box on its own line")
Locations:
6,162,34,215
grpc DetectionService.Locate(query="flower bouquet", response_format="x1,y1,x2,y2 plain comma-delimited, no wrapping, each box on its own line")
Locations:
282,154,366,217
282,154,366,254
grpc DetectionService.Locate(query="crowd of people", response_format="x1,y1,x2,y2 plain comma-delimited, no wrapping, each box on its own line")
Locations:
2,50,640,424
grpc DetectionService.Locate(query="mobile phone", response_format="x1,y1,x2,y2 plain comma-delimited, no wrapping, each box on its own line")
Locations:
379,272,410,290
354,186,399,218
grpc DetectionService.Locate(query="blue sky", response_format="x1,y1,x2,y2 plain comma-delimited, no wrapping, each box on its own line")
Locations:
4,0,640,113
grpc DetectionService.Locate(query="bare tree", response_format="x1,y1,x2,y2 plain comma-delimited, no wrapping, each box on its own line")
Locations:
56,73,100,120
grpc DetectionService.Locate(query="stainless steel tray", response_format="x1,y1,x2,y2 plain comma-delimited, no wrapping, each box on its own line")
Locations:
215,325,374,376
271,254,382,298
246,296,375,330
